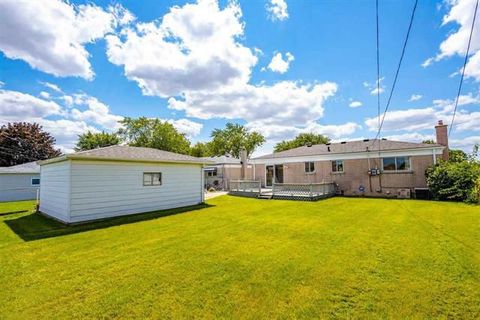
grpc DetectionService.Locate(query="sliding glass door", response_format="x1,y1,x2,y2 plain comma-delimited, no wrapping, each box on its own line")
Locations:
265,164,284,187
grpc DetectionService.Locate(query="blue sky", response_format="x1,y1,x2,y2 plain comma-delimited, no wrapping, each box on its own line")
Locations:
0,0,479,155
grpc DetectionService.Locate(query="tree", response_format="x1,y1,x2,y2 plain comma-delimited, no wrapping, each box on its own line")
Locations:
426,160,480,202
75,131,120,151
449,149,468,163
209,123,265,158
189,142,212,157
274,133,330,152
118,117,191,154
422,139,435,144
0,122,61,166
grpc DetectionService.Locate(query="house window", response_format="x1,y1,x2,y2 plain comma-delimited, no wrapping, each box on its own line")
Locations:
207,168,217,177
143,172,162,186
31,178,40,186
304,162,315,173
382,157,411,172
332,160,344,173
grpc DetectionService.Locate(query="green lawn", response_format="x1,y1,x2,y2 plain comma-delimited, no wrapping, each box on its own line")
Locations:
1,196,479,319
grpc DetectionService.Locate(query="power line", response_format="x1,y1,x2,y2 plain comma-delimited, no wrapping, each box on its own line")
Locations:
449,0,479,137
374,0,418,141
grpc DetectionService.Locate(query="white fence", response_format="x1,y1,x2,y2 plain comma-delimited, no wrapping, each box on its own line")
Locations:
229,180,262,194
272,182,336,198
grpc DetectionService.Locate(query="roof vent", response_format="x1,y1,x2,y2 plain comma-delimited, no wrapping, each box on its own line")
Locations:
341,141,347,144
327,146,331,152
306,143,313,147
382,138,387,140
363,139,370,142
326,143,331,145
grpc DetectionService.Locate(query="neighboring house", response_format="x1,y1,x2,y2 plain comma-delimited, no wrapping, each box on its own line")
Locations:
38,146,211,224
201,156,253,190
0,161,40,202
250,121,448,198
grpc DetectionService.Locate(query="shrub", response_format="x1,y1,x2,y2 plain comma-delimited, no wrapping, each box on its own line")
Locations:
467,178,480,204
426,161,480,202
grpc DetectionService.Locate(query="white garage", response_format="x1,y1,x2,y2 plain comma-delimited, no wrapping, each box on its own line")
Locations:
0,161,40,202
38,146,209,224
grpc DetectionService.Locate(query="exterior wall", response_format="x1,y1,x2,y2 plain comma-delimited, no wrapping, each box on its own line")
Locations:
0,173,40,202
252,154,435,197
39,161,71,222
68,160,203,223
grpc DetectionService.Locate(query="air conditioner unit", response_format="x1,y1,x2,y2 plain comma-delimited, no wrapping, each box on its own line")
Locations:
397,189,411,199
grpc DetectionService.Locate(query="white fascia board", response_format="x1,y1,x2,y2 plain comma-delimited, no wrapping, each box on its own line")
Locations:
250,147,444,165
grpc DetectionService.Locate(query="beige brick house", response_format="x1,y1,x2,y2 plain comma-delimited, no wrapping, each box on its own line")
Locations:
249,121,448,198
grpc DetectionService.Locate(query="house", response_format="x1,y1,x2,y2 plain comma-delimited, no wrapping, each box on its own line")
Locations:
38,146,210,224
201,155,253,190
249,121,448,198
0,161,40,202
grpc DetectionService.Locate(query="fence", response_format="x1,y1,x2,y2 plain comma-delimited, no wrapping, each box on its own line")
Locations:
229,180,262,196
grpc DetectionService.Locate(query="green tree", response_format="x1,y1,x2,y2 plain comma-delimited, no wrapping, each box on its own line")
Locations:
74,131,120,151
422,139,435,144
118,117,191,154
189,142,212,157
0,122,61,166
274,133,330,152
209,123,265,158
449,149,468,163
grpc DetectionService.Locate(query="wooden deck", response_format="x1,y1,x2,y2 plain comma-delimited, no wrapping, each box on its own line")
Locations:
229,181,336,201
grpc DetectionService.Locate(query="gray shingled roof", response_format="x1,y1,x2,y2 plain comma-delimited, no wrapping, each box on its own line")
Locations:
253,139,443,160
40,145,211,165
0,161,40,174
200,156,241,164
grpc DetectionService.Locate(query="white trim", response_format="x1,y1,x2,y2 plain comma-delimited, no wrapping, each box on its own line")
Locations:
251,147,443,165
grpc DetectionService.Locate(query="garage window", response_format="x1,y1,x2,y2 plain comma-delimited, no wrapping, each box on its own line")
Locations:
31,178,40,186
143,173,162,186
304,162,315,173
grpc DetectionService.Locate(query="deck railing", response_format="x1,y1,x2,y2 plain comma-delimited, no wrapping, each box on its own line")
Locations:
272,182,336,198
229,180,262,194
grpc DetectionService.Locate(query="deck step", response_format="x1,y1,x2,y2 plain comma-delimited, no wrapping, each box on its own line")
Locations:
257,194,273,200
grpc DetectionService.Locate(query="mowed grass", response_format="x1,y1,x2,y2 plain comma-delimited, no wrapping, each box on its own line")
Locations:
1,196,479,319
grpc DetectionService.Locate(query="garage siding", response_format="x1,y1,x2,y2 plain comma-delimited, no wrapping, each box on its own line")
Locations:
39,161,71,222
0,174,40,202
68,160,202,223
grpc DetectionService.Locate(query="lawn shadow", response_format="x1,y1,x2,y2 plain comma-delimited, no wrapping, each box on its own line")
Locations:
0,210,28,216
5,203,214,242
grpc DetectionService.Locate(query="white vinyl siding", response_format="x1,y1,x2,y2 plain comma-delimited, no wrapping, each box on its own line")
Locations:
0,174,40,202
68,160,202,223
39,161,71,222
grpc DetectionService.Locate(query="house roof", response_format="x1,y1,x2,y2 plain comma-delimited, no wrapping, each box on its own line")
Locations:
39,145,212,165
0,161,40,174
253,139,444,160
200,155,241,165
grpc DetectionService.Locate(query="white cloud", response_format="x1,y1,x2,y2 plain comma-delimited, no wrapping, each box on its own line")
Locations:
39,91,50,99
364,77,385,95
0,81,4,88
349,101,363,108
39,81,62,93
69,94,124,130
0,1,131,79
164,118,203,138
168,81,337,126
105,0,257,97
266,0,289,21
382,132,435,142
424,0,480,80
408,94,422,102
267,52,294,73
0,89,62,119
365,107,438,132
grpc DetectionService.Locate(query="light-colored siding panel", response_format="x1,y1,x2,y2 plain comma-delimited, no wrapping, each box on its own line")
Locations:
69,160,202,222
0,174,40,202
39,161,70,222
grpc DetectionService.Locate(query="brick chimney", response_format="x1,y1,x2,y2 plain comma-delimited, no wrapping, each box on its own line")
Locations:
435,120,449,161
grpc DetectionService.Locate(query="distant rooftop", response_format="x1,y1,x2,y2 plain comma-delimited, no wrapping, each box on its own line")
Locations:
253,139,444,160
39,145,211,165
0,161,40,174
200,155,241,165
